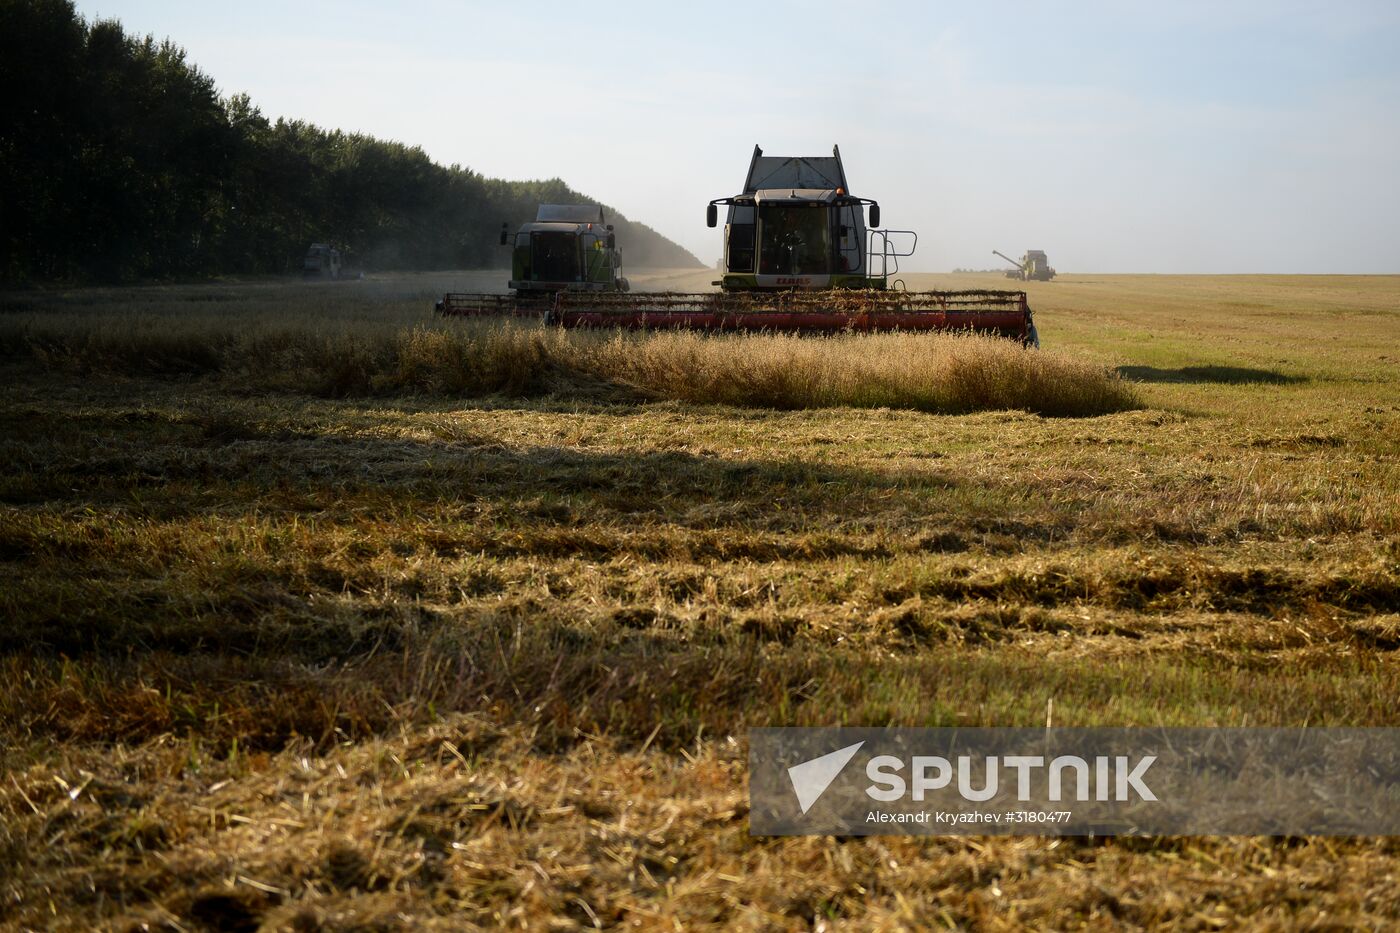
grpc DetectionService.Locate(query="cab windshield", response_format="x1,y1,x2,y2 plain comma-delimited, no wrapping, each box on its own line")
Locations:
530,232,580,282
757,204,831,275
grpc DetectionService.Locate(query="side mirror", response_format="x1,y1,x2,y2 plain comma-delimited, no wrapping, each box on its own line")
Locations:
606,233,616,250
868,204,880,228
499,222,509,247
706,203,717,228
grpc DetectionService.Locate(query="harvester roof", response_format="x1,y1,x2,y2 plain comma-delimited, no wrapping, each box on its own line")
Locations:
520,222,599,234
535,204,606,224
740,145,851,196
752,188,841,204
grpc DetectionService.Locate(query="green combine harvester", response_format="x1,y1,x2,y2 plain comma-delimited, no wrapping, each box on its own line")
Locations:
504,203,628,296
434,204,627,314
438,146,1037,345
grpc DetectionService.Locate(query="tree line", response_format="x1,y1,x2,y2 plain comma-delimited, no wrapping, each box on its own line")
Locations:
0,0,701,284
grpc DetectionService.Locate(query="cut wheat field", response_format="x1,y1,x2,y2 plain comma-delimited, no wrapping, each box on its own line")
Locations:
1,270,1398,930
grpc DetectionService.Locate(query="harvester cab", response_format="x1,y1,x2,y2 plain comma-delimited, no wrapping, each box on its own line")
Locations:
502,204,629,295
706,145,911,291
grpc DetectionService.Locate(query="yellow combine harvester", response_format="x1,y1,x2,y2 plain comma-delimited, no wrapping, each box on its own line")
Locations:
994,249,1057,282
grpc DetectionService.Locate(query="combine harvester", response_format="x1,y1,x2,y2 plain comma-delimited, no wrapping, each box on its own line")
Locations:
503,203,628,296
994,249,1056,282
434,204,628,315
438,146,1037,345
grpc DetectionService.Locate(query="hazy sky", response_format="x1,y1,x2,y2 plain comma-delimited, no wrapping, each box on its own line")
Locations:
76,0,1400,272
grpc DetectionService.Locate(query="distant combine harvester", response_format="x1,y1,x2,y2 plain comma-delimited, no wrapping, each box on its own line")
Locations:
302,243,342,279
993,249,1056,282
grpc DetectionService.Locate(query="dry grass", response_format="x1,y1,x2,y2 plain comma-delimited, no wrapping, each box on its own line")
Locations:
1,309,1138,416
556,329,1136,416
1,270,1398,929
8,718,1400,931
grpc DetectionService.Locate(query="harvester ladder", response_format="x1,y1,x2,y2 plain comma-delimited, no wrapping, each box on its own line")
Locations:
867,229,917,285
